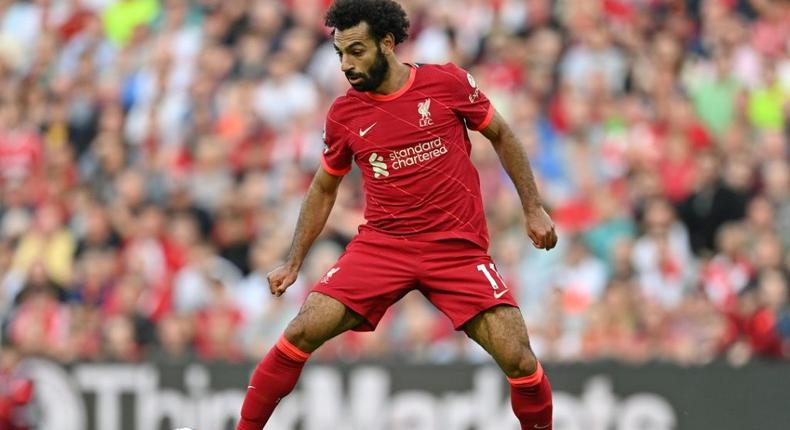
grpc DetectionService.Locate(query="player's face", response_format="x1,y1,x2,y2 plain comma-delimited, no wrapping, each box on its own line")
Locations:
333,23,390,92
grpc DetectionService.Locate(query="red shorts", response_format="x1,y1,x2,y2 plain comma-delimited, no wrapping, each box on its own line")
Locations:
311,230,519,331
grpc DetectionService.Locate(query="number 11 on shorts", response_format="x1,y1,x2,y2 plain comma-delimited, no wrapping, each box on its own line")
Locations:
476,263,505,291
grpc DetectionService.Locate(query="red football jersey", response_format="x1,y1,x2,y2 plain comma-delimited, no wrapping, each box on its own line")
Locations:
322,63,495,249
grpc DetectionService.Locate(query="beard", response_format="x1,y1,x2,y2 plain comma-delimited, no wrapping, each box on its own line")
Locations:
346,47,389,92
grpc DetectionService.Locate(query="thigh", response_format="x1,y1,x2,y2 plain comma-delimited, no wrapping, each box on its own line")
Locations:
462,305,536,377
284,291,365,353
419,240,519,330
311,232,418,332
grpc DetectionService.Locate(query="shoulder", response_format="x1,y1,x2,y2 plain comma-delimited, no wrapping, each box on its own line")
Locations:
418,62,479,93
328,94,351,112
418,63,478,98
326,95,352,124
422,62,465,73
327,92,368,116
324,94,365,139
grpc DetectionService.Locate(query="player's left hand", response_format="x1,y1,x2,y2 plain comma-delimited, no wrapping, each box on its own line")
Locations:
525,206,558,250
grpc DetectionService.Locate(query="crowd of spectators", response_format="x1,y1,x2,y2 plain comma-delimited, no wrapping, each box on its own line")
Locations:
0,0,788,366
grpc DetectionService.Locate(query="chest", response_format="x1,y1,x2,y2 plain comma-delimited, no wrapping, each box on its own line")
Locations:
344,93,462,155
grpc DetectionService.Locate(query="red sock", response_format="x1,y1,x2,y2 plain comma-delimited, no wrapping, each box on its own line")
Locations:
237,336,310,430
508,362,553,430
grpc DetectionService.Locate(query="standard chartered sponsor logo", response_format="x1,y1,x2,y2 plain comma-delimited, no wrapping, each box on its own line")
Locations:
390,138,448,170
369,153,389,178
369,138,449,179
392,138,452,177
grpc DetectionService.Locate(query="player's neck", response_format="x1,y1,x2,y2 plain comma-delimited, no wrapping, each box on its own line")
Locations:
371,62,412,96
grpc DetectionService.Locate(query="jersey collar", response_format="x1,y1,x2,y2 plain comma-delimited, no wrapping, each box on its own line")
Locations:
365,64,417,102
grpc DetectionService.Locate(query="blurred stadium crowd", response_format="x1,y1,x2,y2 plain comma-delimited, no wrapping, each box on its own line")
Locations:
0,0,788,367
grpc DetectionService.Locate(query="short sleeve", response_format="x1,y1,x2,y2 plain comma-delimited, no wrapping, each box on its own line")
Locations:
320,106,353,176
441,63,495,131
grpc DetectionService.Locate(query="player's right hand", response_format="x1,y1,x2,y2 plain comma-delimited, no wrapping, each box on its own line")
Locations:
525,206,558,251
267,264,299,297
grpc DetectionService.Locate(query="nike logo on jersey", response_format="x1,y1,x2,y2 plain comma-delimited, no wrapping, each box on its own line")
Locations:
359,123,377,137
534,424,551,429
494,289,510,299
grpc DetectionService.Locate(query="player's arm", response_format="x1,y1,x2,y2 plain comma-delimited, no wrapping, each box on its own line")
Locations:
268,167,344,296
480,110,558,250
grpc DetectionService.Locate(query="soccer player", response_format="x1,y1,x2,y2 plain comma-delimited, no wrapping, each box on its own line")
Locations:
237,1,557,429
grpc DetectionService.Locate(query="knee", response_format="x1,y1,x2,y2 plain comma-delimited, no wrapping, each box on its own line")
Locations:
283,317,323,353
501,345,539,379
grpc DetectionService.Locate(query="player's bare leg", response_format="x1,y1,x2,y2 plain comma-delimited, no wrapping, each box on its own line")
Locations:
283,291,366,352
464,305,553,429
237,292,364,430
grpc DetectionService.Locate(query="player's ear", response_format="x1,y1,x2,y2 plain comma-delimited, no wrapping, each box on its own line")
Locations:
380,33,395,54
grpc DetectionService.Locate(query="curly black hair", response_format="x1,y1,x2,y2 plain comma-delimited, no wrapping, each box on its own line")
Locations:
325,0,410,45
